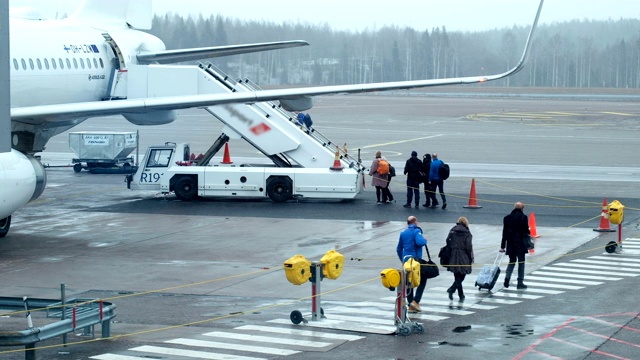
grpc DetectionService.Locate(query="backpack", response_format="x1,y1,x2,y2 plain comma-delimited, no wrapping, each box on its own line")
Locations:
389,164,396,178
439,163,450,180
377,159,390,175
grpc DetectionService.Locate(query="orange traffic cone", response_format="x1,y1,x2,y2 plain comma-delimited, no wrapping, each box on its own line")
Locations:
330,146,343,171
593,197,615,232
221,143,233,164
463,178,482,209
529,212,540,238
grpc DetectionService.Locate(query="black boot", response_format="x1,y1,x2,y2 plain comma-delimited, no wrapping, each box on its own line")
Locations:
447,286,455,300
517,280,527,289
504,277,510,288
457,286,465,301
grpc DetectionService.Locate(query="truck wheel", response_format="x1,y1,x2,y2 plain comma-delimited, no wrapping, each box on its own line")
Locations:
267,179,292,203
0,216,10,238
174,177,197,201
73,164,82,173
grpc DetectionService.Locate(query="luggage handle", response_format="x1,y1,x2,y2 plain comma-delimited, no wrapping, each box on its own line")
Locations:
493,251,505,266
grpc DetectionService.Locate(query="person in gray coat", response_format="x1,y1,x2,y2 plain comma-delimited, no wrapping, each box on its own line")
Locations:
369,151,390,204
445,217,474,301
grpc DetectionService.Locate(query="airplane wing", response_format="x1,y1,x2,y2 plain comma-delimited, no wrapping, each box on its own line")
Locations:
12,1,543,124
136,40,309,64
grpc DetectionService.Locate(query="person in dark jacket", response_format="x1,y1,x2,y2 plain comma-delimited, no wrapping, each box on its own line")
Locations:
396,216,428,312
428,153,447,209
421,153,436,207
500,202,530,289
403,151,423,208
445,217,474,300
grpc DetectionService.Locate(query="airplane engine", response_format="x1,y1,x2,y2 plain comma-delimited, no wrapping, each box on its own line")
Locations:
122,109,177,126
0,150,46,237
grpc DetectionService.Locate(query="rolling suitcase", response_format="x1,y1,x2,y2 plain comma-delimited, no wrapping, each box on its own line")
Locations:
475,252,504,291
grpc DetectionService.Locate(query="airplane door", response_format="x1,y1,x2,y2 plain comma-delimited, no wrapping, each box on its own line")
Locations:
102,33,128,99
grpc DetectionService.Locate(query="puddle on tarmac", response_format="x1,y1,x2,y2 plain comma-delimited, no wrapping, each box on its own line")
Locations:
452,325,472,333
503,323,535,338
437,341,472,347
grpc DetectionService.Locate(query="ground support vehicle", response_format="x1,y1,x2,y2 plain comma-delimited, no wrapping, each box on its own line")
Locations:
69,132,137,173
125,62,365,202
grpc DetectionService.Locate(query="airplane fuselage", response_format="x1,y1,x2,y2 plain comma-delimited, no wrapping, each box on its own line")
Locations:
10,19,114,107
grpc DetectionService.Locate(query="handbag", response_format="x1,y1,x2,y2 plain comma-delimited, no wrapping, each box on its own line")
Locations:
412,228,439,279
422,246,440,279
524,234,535,251
438,245,451,266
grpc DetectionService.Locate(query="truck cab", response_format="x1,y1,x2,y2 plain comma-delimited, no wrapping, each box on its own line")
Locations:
126,142,190,193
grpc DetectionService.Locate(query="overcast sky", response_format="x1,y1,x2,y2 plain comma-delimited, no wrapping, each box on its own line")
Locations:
10,0,640,32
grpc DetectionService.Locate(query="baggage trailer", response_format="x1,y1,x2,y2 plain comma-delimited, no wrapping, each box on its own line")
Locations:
69,131,137,172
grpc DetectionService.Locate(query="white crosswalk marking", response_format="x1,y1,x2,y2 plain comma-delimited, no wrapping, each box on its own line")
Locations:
489,292,544,299
589,256,640,263
131,345,267,359
532,270,623,281
501,282,564,295
90,355,150,360
201,331,333,348
550,262,640,272
267,317,397,333
235,325,365,341
520,281,584,290
479,298,522,304
165,338,300,355
526,275,602,285
571,259,640,268
541,265,638,277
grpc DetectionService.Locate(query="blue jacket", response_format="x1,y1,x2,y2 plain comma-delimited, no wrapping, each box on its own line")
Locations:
396,225,427,262
429,158,444,181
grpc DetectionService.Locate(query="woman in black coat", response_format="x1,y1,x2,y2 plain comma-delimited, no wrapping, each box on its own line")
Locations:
446,217,474,300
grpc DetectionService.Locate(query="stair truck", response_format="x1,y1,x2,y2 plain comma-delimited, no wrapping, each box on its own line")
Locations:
126,63,365,202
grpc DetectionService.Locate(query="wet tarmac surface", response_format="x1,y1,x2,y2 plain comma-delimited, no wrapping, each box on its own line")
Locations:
1,91,639,359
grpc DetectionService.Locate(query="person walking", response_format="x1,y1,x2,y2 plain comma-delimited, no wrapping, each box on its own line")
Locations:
500,202,530,289
369,151,390,204
396,216,428,312
403,151,423,208
445,217,474,301
382,163,395,203
428,153,447,209
422,153,436,208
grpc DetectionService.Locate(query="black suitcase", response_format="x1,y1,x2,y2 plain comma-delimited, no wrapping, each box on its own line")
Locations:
475,252,504,291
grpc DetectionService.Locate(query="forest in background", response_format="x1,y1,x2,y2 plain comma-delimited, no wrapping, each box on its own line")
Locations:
148,14,640,89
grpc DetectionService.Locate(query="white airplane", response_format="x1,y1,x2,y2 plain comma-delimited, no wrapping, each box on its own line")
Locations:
0,0,543,238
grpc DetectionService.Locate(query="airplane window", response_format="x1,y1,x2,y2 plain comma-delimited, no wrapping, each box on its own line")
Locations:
51,58,56,70
86,58,91,69
93,58,98,68
59,58,64,69
99,58,104,68
44,58,49,70
21,58,26,70
12,58,18,70
79,58,85,69
28,58,34,70
36,58,42,70
66,58,71,69
73,58,78,69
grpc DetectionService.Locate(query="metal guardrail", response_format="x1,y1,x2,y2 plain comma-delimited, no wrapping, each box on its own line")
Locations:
0,296,116,360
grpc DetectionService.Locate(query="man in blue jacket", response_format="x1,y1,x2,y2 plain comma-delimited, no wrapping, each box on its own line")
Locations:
428,153,447,209
396,216,428,312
